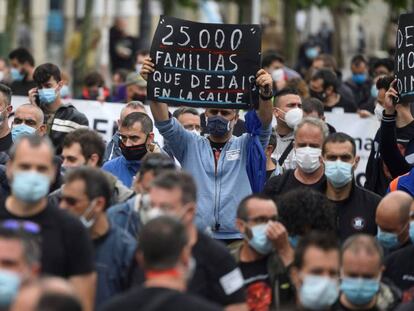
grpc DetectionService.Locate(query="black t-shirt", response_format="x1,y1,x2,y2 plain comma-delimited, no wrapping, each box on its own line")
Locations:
0,199,94,277
101,286,222,311
263,169,326,201
129,231,246,306
239,256,272,311
330,183,381,242
0,132,12,152
384,244,414,294
332,299,379,311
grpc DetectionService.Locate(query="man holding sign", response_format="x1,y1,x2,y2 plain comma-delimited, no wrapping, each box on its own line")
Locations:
141,19,273,242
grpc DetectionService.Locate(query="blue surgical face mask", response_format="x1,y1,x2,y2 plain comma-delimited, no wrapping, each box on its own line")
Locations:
38,88,57,105
324,160,353,188
410,221,414,243
340,277,380,306
10,68,24,82
371,84,379,98
305,47,319,60
299,274,339,310
352,73,367,85
247,224,273,255
288,235,300,248
0,270,21,307
376,227,399,249
11,171,51,203
206,115,231,137
11,124,36,142
60,85,70,98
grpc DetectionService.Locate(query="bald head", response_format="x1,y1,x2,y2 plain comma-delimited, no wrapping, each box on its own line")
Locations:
14,104,46,135
376,191,412,242
15,104,44,124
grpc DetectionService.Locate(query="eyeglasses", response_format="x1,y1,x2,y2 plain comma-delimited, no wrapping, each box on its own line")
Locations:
1,219,40,235
247,215,279,224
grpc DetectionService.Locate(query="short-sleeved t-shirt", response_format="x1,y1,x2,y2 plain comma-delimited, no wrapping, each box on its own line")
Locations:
101,286,223,311
0,199,94,277
129,231,246,306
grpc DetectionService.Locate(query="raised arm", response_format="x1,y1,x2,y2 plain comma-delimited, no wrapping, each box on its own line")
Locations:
255,69,274,127
140,58,169,121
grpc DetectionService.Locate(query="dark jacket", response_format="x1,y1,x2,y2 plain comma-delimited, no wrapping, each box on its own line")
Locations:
344,78,373,111
46,104,89,154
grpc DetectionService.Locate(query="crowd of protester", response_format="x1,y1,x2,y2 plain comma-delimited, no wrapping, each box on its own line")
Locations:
0,24,412,311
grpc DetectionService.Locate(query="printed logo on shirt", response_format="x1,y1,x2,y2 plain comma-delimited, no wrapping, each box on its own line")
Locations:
219,268,244,295
352,217,365,230
226,149,241,161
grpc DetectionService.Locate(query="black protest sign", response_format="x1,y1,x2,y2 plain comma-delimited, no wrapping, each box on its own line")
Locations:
395,13,414,103
147,16,261,109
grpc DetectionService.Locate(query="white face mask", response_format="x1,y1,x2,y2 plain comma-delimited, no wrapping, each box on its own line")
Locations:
271,68,284,82
135,63,143,74
190,129,201,136
295,146,322,173
374,103,384,121
278,107,303,129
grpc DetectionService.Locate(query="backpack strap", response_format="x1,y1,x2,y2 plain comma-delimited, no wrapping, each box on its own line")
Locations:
278,141,294,167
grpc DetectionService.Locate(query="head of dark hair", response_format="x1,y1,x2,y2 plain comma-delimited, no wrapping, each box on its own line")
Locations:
113,69,129,82
121,112,153,134
314,54,337,71
351,54,368,67
84,71,104,87
0,225,41,267
278,188,336,236
62,129,105,167
376,75,394,91
35,292,82,311
373,58,394,73
139,216,188,270
293,231,339,269
138,153,176,179
261,52,285,68
33,63,61,86
8,48,35,67
0,83,12,106
302,97,324,117
274,88,300,107
9,135,55,161
237,194,275,221
173,107,200,119
322,132,356,157
151,171,197,205
64,167,111,209
311,69,338,92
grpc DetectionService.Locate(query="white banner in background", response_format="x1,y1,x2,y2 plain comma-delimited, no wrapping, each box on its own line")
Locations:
325,112,379,186
11,97,379,185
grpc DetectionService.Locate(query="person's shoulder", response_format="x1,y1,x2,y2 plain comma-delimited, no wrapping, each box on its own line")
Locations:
102,157,122,169
101,287,144,311
177,292,223,311
386,244,414,262
195,231,232,259
354,184,382,203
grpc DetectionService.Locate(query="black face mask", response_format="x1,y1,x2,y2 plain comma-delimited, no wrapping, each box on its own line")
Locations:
119,140,148,161
309,89,326,102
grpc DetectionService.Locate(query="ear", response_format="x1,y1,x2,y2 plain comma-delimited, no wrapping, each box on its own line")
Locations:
183,203,196,223
353,156,360,170
6,105,13,114
37,124,47,137
56,81,64,91
290,266,301,289
31,263,41,278
272,107,280,119
180,244,192,267
87,153,100,167
94,197,106,213
147,132,155,144
235,218,246,234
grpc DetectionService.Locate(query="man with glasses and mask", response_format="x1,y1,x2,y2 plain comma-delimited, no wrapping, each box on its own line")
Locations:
0,135,95,311
102,216,222,311
271,88,303,172
264,117,328,201
102,112,160,188
28,63,88,155
141,58,273,242
59,167,136,308
322,133,381,242
107,153,176,239
233,194,294,311
130,171,247,311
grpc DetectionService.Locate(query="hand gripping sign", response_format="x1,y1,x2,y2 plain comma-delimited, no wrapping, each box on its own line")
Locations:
147,16,262,109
